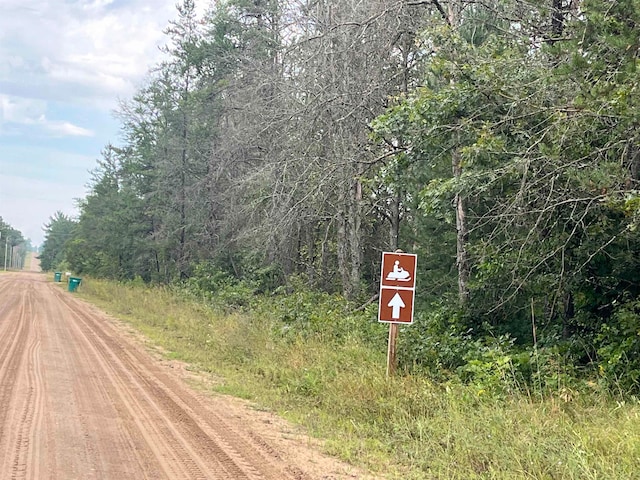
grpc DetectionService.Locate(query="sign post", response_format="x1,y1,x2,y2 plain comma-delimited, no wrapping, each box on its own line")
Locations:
378,251,417,376
386,323,399,376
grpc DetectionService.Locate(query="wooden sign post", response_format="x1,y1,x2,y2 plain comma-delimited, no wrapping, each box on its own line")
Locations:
386,323,399,376
378,251,417,377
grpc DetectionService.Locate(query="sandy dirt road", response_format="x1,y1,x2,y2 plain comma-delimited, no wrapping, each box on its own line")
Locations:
0,272,374,480
26,253,40,273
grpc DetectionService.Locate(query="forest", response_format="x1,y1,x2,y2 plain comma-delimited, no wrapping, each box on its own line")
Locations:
40,0,640,393
0,217,27,270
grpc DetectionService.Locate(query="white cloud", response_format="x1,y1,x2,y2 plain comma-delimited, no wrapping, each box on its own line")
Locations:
0,0,211,245
0,0,211,135
82,0,116,11
0,95,46,124
0,94,93,137
0,0,209,108
45,121,94,137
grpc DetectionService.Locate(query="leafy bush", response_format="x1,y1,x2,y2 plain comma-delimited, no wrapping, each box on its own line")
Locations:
254,277,387,347
185,261,236,298
398,301,472,377
597,300,640,393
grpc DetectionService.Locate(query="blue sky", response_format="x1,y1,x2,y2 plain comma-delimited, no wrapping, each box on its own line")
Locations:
0,0,208,246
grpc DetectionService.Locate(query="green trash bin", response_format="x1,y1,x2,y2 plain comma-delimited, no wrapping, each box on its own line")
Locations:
54,272,62,282
68,277,82,292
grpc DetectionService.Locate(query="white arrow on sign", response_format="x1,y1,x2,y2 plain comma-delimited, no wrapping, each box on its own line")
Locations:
387,292,405,320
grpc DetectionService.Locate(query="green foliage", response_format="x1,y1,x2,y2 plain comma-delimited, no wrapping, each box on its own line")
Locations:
186,261,236,293
259,278,387,347
597,300,640,392
457,335,529,397
0,217,26,269
185,250,284,297
66,146,154,280
52,0,640,395
397,301,471,376
39,212,76,271
370,0,640,394
79,277,640,479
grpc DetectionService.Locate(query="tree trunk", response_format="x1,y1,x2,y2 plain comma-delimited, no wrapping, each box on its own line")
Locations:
452,144,470,304
390,188,400,251
348,178,363,298
448,1,468,304
337,212,350,296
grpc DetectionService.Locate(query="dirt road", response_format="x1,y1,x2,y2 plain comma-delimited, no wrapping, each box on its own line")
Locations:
0,272,372,480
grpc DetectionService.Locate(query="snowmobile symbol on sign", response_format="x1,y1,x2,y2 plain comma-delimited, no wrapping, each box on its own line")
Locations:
385,260,411,282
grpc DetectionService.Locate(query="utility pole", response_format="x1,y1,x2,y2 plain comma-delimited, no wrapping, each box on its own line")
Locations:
4,236,8,271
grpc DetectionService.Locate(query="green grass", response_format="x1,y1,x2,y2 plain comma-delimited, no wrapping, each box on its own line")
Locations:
75,278,640,479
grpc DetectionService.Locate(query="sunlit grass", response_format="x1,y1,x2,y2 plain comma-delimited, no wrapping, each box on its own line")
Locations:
76,278,640,479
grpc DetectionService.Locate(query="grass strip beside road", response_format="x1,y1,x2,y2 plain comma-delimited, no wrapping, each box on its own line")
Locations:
75,278,640,480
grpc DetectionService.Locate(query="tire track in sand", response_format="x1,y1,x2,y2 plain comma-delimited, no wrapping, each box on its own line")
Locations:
52,285,299,480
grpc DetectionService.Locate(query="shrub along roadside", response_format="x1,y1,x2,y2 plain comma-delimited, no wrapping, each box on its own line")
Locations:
75,278,640,480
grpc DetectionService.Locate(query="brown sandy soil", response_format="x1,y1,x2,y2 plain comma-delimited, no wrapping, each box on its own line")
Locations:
27,252,40,272
0,272,382,480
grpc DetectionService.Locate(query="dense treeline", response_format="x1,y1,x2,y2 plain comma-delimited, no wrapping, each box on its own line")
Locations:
42,0,640,392
39,212,76,271
0,217,27,269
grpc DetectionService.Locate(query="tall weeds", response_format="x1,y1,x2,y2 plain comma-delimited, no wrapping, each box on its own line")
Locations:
77,278,640,479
